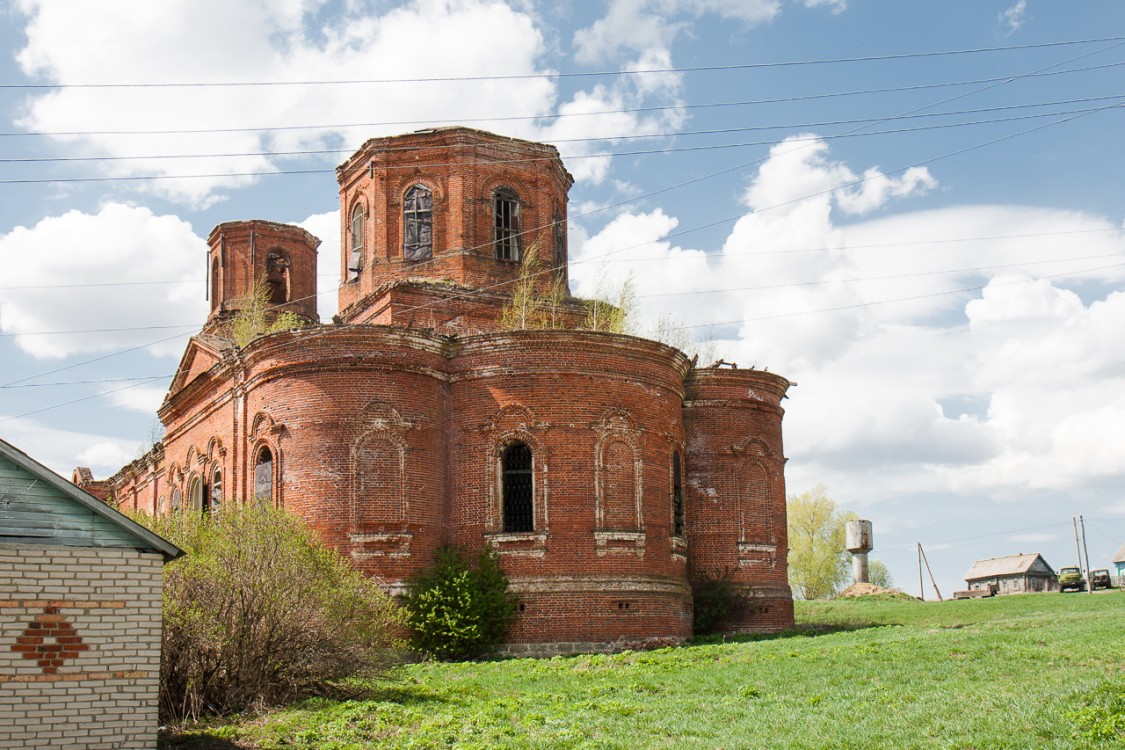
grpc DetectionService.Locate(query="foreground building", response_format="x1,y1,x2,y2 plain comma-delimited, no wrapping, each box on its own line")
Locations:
1,437,181,749
77,127,793,653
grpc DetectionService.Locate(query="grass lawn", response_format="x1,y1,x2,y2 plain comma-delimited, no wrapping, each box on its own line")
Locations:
164,591,1125,749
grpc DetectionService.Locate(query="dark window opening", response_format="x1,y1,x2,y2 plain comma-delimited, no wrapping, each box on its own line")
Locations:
266,251,291,305
255,447,274,504
171,488,181,512
210,258,220,310
502,442,533,532
553,209,566,272
348,204,365,281
494,188,521,261
404,184,433,261
672,451,684,537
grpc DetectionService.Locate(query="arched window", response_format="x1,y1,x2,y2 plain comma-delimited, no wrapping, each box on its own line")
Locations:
266,251,291,305
502,442,533,532
189,476,204,513
171,488,181,512
347,204,365,281
403,184,433,261
494,187,521,261
672,451,684,537
254,447,274,504
211,467,223,513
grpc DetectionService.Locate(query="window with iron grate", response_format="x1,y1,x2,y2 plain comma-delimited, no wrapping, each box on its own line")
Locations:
502,442,533,532
672,451,684,537
404,184,433,261
494,187,521,261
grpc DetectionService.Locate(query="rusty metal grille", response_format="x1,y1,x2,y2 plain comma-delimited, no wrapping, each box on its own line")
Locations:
404,184,433,261
502,442,533,532
494,188,521,261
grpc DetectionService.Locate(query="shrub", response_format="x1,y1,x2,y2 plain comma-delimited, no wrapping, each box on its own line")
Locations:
137,504,402,722
401,544,517,660
691,569,740,635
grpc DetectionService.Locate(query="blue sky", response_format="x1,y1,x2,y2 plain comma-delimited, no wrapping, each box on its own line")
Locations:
1,0,1123,597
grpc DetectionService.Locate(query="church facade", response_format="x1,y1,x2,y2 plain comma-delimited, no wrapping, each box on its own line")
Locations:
79,127,794,652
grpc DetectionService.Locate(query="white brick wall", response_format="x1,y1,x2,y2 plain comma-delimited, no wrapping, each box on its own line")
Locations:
0,545,164,750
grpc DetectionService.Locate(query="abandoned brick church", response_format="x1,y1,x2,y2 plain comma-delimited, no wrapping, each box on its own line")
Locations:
77,127,794,652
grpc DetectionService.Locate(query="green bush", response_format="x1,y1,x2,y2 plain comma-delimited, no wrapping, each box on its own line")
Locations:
136,504,402,722
401,544,517,660
691,569,740,635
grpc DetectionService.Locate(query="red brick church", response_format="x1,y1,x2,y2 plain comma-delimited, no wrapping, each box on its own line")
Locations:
76,127,793,652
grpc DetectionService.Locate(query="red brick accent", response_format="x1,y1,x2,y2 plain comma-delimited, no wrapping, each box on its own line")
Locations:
12,607,89,674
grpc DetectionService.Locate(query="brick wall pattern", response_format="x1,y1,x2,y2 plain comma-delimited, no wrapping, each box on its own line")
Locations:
0,545,163,750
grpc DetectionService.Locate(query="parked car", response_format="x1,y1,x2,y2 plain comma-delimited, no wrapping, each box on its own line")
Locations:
1058,566,1086,592
1090,569,1112,590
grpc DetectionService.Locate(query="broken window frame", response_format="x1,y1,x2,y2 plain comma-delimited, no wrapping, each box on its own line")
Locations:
502,442,534,533
210,466,223,513
265,250,291,305
494,187,521,261
347,204,365,281
403,184,433,261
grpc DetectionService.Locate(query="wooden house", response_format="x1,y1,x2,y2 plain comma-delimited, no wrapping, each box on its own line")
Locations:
963,553,1058,595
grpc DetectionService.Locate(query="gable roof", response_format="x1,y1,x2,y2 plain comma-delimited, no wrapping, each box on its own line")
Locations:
0,437,182,562
1113,544,1125,565
964,553,1054,581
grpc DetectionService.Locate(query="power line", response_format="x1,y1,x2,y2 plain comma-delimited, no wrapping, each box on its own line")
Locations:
4,102,1123,186
0,375,173,389
6,94,1123,166
4,61,1122,140
5,36,1122,89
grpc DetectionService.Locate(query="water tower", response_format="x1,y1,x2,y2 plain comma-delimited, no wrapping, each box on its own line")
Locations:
846,519,874,584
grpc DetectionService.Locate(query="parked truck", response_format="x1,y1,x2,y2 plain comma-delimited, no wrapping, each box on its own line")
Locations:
1057,566,1086,592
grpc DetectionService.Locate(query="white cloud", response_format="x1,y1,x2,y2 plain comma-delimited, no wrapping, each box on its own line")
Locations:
11,0,553,206
1,416,136,477
104,384,168,414
573,131,1125,506
803,0,847,14
574,0,780,63
76,441,136,473
0,203,208,359
297,210,341,321
999,0,1028,35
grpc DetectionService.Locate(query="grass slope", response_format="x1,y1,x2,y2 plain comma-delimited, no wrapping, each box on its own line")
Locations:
166,591,1125,749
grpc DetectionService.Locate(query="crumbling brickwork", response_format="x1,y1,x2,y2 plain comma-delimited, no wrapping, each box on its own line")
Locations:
94,127,793,651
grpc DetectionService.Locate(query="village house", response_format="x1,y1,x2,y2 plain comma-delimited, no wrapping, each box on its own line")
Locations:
963,553,1058,595
74,127,793,653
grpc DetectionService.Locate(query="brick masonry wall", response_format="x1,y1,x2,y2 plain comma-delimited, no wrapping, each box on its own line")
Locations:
97,127,796,651
0,545,163,750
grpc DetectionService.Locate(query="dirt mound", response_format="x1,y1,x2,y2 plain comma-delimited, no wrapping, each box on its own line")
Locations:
836,583,918,600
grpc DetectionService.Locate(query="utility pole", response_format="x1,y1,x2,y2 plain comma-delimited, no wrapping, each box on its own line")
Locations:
1080,515,1093,595
918,543,943,601
918,543,925,600
1073,516,1083,567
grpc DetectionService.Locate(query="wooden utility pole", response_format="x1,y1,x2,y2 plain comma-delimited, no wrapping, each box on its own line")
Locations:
1080,515,1093,595
918,543,943,601
918,543,925,600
